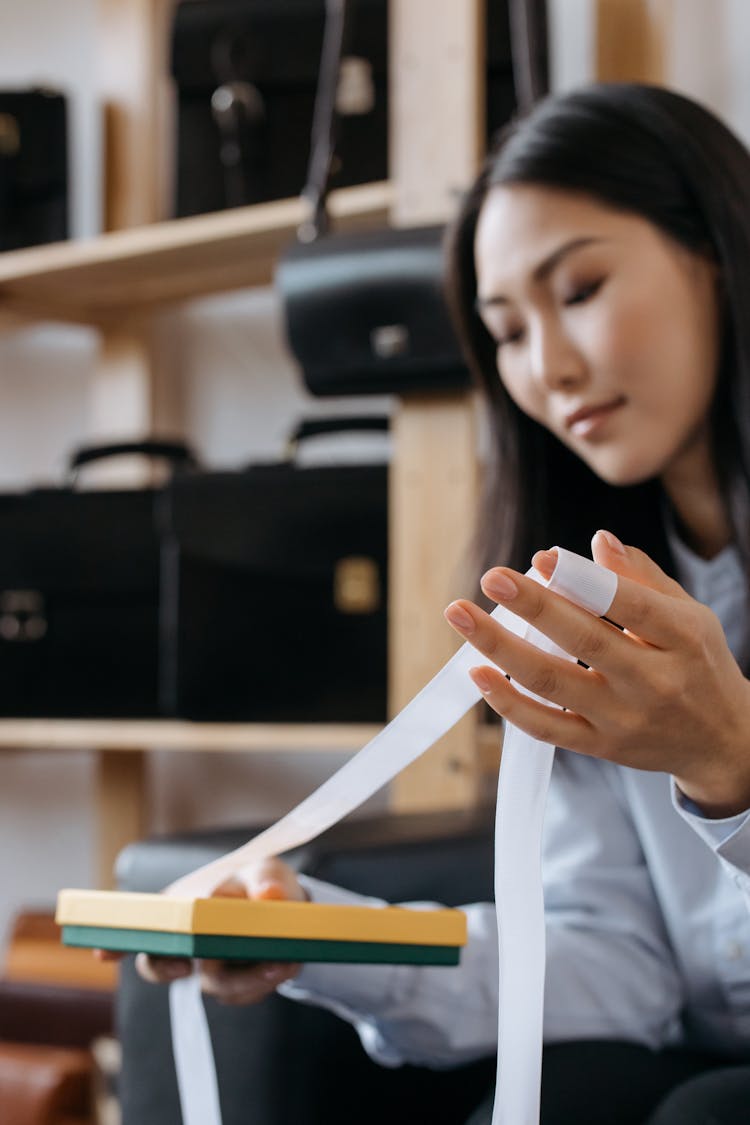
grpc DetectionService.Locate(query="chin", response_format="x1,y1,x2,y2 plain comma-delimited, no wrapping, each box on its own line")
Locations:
581,454,660,488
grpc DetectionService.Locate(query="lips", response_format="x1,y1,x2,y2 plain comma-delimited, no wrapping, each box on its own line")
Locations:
565,397,626,436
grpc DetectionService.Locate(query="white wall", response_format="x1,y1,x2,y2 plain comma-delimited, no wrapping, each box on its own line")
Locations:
2,0,750,950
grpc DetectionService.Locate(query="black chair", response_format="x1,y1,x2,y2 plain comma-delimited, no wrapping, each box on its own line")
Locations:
116,808,497,1125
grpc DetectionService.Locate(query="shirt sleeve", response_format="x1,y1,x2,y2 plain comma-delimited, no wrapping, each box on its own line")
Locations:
671,778,750,899
281,749,685,1067
278,877,500,1069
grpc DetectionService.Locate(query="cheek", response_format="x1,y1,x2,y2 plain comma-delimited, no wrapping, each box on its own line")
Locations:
497,357,545,422
585,293,651,375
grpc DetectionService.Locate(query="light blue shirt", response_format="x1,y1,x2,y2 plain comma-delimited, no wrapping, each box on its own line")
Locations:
281,538,750,1068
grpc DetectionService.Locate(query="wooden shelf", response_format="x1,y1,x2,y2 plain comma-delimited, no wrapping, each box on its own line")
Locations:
0,717,500,763
0,181,393,328
0,719,383,754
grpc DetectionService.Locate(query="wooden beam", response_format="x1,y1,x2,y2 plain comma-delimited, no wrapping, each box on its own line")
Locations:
94,750,148,889
596,0,672,83
388,0,485,812
390,0,485,226
96,0,176,231
93,1,179,479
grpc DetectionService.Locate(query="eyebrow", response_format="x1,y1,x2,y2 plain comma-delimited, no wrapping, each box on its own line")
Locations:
475,236,606,308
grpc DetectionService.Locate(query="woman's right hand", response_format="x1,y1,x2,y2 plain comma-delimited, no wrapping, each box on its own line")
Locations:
135,856,307,1004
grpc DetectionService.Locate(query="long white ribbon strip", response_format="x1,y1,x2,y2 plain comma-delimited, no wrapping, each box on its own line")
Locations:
167,548,617,1125
491,554,616,1125
169,973,223,1125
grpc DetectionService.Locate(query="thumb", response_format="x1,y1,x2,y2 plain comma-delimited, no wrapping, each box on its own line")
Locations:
591,529,688,599
235,856,307,903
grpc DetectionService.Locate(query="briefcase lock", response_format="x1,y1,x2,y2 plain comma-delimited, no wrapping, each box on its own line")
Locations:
370,324,410,359
0,590,48,642
334,557,380,615
0,113,20,157
337,57,375,116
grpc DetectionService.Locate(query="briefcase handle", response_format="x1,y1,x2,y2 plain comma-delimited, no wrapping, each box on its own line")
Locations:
288,416,389,448
68,439,199,478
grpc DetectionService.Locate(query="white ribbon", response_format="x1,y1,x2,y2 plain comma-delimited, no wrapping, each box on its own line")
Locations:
167,548,617,1125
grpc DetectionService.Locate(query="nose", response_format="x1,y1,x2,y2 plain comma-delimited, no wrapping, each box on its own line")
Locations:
528,315,587,391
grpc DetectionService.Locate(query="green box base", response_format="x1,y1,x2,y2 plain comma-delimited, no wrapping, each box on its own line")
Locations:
62,925,461,966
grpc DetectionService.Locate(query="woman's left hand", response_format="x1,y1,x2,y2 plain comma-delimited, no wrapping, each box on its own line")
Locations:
444,529,750,818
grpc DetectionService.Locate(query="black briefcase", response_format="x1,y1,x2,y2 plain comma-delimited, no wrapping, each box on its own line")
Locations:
159,417,388,722
0,441,196,719
0,87,68,251
170,0,388,216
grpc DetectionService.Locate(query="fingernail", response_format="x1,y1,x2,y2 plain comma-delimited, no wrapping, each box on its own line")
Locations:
533,549,557,577
597,529,625,556
444,602,475,633
482,570,518,601
256,881,285,900
470,668,493,694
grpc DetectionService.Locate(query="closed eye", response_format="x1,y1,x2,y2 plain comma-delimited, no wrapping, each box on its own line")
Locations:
564,278,604,306
496,326,526,349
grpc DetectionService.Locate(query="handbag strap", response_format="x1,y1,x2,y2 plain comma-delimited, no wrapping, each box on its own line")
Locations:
300,0,549,245
298,0,352,242
508,0,549,114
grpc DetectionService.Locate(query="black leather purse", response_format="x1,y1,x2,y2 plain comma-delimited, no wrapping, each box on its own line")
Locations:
170,0,388,216
277,0,548,399
278,223,470,396
276,0,471,398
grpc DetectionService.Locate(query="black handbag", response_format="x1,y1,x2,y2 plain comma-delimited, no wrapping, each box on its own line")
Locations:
0,87,68,251
170,0,388,216
276,0,548,398
158,416,388,722
0,441,196,719
169,0,540,220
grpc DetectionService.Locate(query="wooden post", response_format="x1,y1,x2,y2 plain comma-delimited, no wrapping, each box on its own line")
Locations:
596,0,672,82
97,0,176,231
92,0,182,456
388,0,485,811
94,750,148,888
87,1,178,876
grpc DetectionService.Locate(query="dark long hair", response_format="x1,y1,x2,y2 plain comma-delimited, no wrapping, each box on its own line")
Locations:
446,83,750,584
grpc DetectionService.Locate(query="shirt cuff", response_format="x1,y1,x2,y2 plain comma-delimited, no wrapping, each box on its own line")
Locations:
278,876,403,1010
671,777,750,875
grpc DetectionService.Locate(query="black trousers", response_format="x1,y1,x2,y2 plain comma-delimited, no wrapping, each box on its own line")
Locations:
464,1041,750,1125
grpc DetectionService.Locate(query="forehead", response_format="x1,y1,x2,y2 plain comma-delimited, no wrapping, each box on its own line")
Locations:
474,184,638,292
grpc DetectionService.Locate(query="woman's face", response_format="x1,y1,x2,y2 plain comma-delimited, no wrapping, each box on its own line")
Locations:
474,184,722,487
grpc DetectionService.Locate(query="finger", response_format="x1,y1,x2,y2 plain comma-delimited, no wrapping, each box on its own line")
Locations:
449,574,637,676
135,951,192,984
199,959,299,1004
590,529,690,602
93,948,124,963
211,877,250,899
235,857,307,903
482,553,685,655
445,599,608,714
469,665,595,753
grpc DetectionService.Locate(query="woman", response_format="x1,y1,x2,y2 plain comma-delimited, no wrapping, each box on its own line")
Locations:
141,84,750,1124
